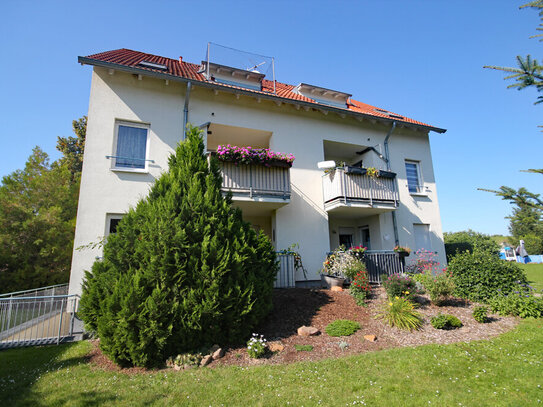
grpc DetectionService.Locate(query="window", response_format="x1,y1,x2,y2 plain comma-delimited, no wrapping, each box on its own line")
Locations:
106,214,124,235
413,224,431,252
113,122,149,170
405,160,422,194
339,227,354,249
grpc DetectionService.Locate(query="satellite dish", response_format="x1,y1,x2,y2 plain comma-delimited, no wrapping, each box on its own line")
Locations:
317,160,336,169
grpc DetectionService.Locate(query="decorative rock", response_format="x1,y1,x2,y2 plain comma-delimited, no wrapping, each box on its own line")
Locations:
364,334,377,342
212,347,225,360
200,355,212,367
209,344,220,353
331,286,343,292
268,342,285,352
173,364,182,371
297,325,320,336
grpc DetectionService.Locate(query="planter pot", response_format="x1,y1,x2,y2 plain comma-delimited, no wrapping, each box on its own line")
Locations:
397,251,410,258
322,275,345,289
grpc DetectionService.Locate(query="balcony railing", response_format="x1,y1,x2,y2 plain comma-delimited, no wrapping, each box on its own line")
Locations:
322,167,398,210
218,161,291,200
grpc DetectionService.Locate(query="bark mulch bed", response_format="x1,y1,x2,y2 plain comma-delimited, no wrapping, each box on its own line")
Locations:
88,287,518,372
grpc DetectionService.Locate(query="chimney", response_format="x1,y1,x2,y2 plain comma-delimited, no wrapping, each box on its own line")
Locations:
179,56,183,63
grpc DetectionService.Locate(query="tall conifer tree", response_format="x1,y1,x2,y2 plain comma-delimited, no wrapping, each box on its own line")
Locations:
80,125,277,367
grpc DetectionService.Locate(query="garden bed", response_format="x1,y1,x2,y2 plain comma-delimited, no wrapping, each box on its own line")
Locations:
88,287,518,371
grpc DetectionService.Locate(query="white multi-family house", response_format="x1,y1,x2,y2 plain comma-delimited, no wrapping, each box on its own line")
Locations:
69,47,447,295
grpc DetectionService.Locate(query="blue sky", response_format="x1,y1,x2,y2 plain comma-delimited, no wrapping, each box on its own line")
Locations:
1,0,541,235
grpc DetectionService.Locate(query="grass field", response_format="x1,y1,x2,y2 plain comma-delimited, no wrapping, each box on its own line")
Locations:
520,263,543,292
0,319,542,406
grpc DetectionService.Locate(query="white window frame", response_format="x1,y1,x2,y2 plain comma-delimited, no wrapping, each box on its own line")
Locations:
404,160,426,196
105,213,124,236
110,120,151,173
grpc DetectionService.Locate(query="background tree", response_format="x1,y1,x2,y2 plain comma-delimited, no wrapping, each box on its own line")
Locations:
79,125,277,368
0,117,86,293
56,116,86,180
485,1,543,108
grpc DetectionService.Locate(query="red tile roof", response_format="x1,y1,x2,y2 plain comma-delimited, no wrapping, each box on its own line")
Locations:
80,48,445,133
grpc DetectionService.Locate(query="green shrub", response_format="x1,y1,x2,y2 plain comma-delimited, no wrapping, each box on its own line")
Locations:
343,258,367,281
448,250,527,302
431,314,463,330
325,319,361,337
294,344,313,352
376,297,422,331
350,269,371,306
381,274,418,300
412,270,455,306
443,230,500,261
472,306,489,323
487,291,543,319
79,126,278,367
247,334,268,358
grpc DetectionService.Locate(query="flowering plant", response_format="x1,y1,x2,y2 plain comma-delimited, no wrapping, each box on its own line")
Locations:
247,333,268,358
349,245,367,255
216,144,295,167
393,245,411,254
350,269,371,305
405,249,438,274
366,167,380,177
381,273,419,300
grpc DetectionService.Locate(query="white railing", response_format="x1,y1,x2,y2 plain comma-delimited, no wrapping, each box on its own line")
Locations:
0,283,68,299
0,294,80,349
322,168,398,209
218,161,291,200
275,253,296,288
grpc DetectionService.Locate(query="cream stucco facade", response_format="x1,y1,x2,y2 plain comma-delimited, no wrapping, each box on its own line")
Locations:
68,64,446,296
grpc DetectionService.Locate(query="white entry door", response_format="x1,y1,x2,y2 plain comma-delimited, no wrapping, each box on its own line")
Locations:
413,224,431,252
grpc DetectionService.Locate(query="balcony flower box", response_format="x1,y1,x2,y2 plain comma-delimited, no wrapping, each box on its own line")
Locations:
215,145,295,168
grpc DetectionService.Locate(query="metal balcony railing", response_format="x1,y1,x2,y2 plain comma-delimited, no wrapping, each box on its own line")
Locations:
218,161,291,200
322,167,398,210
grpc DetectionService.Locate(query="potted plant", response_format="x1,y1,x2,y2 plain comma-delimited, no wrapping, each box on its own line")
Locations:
321,248,365,288
394,245,411,257
322,252,345,288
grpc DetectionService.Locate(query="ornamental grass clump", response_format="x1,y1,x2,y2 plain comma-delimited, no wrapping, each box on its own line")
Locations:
247,334,268,359
376,297,422,331
79,125,278,368
325,319,361,337
430,314,463,330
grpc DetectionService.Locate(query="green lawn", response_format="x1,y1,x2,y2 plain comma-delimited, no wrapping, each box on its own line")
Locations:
520,263,543,292
1,320,542,406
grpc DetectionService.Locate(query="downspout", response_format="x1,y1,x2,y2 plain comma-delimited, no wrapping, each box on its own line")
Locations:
383,121,400,246
182,81,192,140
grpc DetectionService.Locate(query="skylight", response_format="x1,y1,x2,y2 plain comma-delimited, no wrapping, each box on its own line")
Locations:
138,60,168,70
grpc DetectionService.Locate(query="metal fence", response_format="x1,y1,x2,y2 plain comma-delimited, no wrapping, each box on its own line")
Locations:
0,283,68,299
275,253,295,288
363,251,404,284
0,294,79,349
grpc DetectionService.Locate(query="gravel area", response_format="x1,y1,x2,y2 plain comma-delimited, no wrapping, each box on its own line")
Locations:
88,287,518,371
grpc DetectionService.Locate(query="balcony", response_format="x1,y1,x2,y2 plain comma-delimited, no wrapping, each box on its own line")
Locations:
218,161,291,206
322,167,398,214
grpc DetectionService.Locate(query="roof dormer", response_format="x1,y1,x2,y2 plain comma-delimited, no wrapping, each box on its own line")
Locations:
200,61,264,91
293,83,351,108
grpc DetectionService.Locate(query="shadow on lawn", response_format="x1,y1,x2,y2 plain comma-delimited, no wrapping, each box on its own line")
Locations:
255,288,332,339
0,343,116,407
